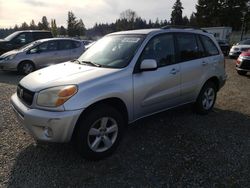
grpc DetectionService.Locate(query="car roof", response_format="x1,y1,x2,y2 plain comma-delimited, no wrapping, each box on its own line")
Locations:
37,38,81,43
109,28,211,37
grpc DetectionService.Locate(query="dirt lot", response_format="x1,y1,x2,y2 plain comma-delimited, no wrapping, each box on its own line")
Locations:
0,59,250,187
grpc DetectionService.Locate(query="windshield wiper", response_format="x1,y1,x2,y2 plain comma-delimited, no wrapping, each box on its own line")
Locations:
71,59,81,64
80,60,101,67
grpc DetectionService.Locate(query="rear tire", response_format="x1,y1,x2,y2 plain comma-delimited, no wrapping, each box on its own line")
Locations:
18,61,35,75
195,82,217,115
74,105,124,160
237,70,247,76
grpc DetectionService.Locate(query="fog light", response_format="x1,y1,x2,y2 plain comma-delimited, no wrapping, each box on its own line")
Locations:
44,127,53,138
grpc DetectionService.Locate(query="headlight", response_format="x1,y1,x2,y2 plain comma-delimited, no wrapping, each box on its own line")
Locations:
37,85,78,107
4,54,16,61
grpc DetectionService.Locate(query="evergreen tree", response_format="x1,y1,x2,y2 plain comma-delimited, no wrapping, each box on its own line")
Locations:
76,19,86,36
51,19,58,37
59,26,67,36
67,11,77,37
41,16,49,30
170,0,183,25
30,20,37,30
20,22,29,30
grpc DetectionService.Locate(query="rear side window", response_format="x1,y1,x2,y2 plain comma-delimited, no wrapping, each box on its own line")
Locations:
140,34,176,67
33,32,53,40
200,35,219,56
72,41,81,48
58,40,73,50
176,33,203,62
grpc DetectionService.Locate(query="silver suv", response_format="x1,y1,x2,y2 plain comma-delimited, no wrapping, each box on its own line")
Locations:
11,27,227,160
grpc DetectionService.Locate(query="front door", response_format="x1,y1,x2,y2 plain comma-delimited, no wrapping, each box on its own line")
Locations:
133,33,181,120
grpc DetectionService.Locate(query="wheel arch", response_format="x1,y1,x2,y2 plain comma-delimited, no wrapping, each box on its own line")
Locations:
71,97,129,140
17,60,36,70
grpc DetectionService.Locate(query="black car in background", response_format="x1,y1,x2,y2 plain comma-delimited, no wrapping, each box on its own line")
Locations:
217,40,230,56
0,30,53,55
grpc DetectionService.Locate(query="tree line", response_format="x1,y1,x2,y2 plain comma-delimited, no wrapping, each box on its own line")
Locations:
0,0,250,39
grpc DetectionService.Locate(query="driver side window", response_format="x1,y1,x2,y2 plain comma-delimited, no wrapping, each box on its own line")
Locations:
140,34,176,67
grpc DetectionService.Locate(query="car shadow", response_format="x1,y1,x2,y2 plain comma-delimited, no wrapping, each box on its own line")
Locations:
7,106,250,187
0,71,23,85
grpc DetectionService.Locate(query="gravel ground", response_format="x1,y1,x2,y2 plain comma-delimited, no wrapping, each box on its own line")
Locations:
0,59,250,187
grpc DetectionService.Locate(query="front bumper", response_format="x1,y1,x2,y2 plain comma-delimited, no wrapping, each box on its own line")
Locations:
10,93,83,143
236,59,250,72
0,60,18,71
229,52,241,59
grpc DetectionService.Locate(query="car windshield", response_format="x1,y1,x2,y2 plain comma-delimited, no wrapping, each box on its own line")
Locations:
78,35,145,68
18,41,41,51
4,31,21,41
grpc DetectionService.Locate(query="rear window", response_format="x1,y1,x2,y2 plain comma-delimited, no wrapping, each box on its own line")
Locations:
200,35,219,56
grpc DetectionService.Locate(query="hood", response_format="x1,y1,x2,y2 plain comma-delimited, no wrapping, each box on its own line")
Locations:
20,62,120,92
0,39,7,43
0,50,19,58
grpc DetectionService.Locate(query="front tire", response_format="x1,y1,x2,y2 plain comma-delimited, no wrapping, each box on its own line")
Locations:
195,82,217,115
18,61,35,75
237,70,247,76
74,105,124,160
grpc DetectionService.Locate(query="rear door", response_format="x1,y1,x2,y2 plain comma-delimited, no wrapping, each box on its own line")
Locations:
57,40,73,63
175,33,207,103
133,33,181,119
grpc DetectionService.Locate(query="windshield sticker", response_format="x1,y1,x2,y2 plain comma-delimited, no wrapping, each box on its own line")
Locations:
122,38,140,43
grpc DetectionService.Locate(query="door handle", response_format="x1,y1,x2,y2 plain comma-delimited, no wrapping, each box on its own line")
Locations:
170,68,179,75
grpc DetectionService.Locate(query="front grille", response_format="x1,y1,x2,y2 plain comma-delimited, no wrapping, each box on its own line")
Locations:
241,60,250,70
17,85,35,106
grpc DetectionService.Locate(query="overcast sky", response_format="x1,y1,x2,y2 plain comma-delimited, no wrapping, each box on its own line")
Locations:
0,0,197,29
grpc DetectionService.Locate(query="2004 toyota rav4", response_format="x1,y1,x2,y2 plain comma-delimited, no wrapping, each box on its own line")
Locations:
11,27,227,160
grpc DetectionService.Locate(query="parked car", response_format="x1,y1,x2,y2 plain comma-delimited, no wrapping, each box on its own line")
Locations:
0,38,85,74
229,39,250,59
0,30,53,55
236,50,250,75
11,28,227,160
217,40,230,56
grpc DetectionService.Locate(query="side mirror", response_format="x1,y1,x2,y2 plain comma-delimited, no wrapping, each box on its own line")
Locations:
140,59,157,71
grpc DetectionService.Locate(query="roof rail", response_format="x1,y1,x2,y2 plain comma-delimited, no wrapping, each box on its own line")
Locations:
161,25,208,33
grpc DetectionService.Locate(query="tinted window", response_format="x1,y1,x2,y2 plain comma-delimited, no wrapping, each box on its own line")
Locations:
58,40,73,50
176,33,202,62
14,33,33,44
200,35,219,56
140,34,176,67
